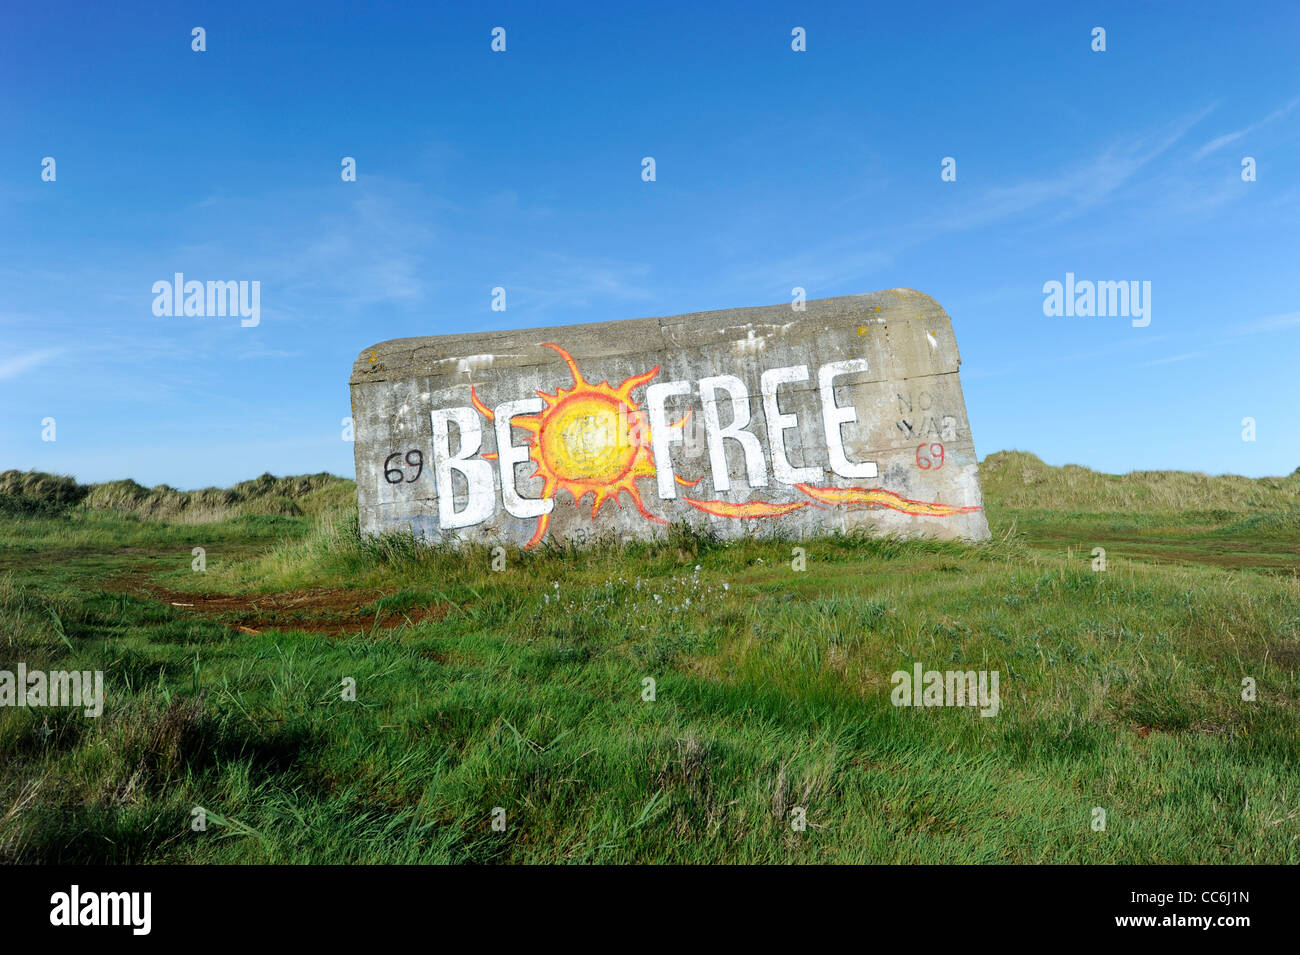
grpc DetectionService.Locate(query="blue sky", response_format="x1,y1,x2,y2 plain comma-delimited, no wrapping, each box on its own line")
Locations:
3,1,1298,488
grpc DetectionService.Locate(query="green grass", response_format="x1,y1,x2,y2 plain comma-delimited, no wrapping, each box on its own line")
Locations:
1,454,1297,863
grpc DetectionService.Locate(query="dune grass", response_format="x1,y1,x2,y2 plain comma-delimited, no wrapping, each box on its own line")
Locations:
0,454,1297,863
0,469,353,523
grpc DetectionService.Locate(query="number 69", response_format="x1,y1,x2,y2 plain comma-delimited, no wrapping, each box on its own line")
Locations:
915,443,945,470
383,449,424,483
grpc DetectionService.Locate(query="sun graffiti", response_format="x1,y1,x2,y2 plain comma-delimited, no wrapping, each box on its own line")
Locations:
468,343,981,548
471,344,695,549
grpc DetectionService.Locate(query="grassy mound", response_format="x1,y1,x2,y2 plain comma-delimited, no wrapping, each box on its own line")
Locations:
979,450,1300,513
0,470,355,523
0,470,90,516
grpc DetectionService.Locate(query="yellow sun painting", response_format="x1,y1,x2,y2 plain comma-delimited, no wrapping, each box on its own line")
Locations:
469,343,978,549
472,343,692,549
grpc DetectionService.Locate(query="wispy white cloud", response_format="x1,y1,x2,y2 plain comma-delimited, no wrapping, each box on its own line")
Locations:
499,254,655,318
724,105,1217,293
270,182,439,309
1193,94,1300,160
1225,309,1300,335
1137,351,1206,368
0,348,64,381
1052,334,1171,364
1215,308,1300,345
946,103,1217,231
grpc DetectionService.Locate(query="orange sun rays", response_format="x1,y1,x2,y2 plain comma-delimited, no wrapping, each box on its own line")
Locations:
472,343,668,548
469,344,980,548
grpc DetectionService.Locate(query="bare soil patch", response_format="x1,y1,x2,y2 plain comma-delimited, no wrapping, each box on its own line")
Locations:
108,577,450,636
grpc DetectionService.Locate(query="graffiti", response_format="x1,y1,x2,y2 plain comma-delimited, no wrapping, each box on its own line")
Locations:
352,292,992,546
382,450,424,483
895,390,958,441
795,484,980,517
684,497,813,519
424,343,983,548
897,417,956,441
915,443,945,470
470,343,674,548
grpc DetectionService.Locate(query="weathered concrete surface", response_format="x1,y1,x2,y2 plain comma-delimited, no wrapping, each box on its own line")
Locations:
349,289,991,547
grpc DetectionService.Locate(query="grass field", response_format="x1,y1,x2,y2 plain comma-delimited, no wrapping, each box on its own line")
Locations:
1,451,1298,863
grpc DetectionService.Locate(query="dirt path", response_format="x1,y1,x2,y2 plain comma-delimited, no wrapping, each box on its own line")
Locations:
107,575,451,637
